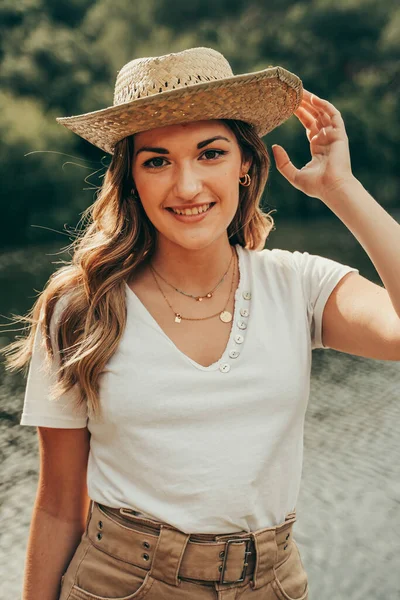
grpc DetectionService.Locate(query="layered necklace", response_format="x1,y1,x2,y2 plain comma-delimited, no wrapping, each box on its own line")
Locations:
149,247,237,324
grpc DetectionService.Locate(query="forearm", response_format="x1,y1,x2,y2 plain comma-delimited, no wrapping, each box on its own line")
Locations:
321,177,400,318
21,505,85,600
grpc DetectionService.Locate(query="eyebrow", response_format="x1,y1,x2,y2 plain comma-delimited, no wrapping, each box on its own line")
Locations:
135,136,231,156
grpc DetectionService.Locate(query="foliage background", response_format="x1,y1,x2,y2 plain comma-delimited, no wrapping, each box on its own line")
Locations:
1,0,399,248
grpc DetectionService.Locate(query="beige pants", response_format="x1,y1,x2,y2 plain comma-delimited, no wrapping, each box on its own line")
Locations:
59,501,309,600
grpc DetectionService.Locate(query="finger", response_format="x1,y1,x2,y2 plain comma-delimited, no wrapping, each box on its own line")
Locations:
299,98,331,127
295,106,316,127
295,106,331,139
298,94,320,116
311,126,342,152
302,90,333,111
310,127,330,146
294,107,319,141
300,91,347,138
309,92,337,114
295,101,319,119
306,104,344,131
272,145,300,186
308,93,345,126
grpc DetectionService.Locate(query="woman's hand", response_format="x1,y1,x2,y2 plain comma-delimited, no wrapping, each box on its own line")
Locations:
272,89,356,201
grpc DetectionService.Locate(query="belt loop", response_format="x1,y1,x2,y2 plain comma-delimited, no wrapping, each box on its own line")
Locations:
84,499,94,534
149,525,190,587
250,529,278,590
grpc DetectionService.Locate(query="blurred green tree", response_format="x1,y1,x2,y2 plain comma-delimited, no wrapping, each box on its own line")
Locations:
0,0,399,248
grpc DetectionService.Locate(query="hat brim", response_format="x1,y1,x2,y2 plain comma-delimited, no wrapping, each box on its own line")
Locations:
56,66,303,155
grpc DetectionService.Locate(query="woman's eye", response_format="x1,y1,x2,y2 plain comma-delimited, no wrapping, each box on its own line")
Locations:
202,149,226,160
143,149,226,169
143,157,167,168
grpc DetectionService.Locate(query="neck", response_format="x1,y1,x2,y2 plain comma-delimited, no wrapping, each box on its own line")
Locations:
148,236,235,293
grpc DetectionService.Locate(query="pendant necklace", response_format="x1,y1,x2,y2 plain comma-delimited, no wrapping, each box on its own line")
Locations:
149,249,237,324
149,247,234,302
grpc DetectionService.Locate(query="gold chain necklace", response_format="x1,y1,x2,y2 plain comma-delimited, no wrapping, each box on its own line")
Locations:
150,247,234,301
150,249,237,324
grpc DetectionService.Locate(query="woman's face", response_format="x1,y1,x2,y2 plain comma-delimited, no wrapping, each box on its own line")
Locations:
131,119,251,251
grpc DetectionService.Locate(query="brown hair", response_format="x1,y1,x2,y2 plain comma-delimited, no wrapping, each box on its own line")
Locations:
0,119,275,421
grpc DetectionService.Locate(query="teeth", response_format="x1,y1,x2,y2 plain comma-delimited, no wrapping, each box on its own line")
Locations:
171,203,212,216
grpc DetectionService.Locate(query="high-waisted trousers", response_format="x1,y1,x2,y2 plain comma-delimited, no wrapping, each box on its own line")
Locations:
59,500,309,600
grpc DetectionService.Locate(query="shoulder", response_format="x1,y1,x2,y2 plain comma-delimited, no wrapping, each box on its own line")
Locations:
239,245,300,277
239,245,338,275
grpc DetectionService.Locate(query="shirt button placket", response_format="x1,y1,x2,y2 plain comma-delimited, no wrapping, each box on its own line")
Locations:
222,286,251,372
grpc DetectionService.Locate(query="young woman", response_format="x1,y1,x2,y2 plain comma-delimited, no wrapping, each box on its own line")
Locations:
6,47,400,600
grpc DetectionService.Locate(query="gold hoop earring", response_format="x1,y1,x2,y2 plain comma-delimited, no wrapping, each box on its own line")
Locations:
239,173,251,187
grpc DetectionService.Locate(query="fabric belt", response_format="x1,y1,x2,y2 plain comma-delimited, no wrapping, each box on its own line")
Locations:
86,501,297,589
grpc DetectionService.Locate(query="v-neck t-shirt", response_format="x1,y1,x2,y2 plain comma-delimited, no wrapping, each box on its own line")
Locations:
20,245,359,533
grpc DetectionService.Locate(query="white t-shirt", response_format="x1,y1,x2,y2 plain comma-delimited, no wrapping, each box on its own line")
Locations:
20,245,359,533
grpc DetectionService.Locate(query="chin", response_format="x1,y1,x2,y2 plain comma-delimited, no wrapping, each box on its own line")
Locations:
160,230,226,252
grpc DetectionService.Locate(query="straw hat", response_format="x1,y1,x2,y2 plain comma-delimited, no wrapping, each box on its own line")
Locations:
56,47,303,155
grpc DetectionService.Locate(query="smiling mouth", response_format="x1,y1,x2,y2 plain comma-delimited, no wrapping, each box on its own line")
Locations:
165,202,216,216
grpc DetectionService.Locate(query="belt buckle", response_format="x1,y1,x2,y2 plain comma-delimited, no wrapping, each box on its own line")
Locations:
219,536,252,584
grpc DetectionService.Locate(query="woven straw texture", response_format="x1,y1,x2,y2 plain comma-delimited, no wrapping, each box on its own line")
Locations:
56,47,303,155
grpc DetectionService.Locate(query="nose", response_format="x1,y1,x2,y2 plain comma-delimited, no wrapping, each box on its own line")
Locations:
173,162,203,201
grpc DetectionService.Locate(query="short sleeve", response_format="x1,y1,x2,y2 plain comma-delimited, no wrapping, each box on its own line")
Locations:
20,295,88,428
292,250,359,350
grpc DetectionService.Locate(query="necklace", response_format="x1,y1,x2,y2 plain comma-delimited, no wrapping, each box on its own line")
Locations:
150,247,234,302
150,249,237,324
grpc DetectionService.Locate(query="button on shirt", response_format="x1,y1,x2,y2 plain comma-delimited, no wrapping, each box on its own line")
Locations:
20,245,358,534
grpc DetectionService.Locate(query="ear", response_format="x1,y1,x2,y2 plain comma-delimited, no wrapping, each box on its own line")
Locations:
240,157,252,177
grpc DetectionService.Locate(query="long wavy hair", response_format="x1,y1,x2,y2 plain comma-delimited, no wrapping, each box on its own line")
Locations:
0,119,275,421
